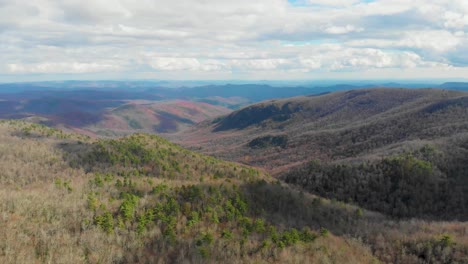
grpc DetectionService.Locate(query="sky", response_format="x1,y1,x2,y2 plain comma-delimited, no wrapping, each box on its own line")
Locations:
1,0,468,82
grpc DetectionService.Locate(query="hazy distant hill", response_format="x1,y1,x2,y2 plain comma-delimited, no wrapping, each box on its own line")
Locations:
1,81,467,137
0,83,320,136
439,82,468,91
88,100,232,136
0,82,315,101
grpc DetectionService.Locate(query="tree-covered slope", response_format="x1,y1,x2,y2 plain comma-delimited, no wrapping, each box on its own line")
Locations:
283,143,468,220
0,120,379,264
174,88,468,173
172,88,468,221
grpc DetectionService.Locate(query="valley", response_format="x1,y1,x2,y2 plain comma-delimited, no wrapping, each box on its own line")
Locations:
0,82,317,137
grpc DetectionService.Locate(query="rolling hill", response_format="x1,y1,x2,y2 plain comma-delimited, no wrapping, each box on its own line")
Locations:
1,120,467,263
2,85,468,263
174,88,468,170
172,88,468,220
0,83,321,136
2,81,467,138
82,100,232,136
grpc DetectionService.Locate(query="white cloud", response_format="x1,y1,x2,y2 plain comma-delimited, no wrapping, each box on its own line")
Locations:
399,30,462,53
443,11,468,29
149,57,201,71
7,62,122,74
308,0,361,7
0,0,467,80
324,25,363,34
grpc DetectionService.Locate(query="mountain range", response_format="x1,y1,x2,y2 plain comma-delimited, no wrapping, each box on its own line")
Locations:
0,83,468,263
1,81,468,137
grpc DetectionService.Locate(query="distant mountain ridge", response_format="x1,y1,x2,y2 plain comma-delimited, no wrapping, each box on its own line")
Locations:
1,81,468,137
0,84,318,136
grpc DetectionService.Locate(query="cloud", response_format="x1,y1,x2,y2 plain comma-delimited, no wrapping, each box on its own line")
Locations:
0,0,466,80
7,62,123,74
149,57,201,71
444,11,468,29
324,25,364,34
307,0,361,8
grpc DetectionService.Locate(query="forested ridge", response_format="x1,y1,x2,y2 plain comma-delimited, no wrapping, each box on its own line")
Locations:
0,120,377,263
175,88,468,173
1,87,468,264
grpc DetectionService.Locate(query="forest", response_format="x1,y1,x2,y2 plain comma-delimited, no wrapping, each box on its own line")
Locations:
0,120,467,263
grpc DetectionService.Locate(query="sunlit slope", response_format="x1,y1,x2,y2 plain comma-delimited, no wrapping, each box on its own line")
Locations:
0,120,382,264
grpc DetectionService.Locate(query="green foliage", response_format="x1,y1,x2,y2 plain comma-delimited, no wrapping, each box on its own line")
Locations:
76,133,263,182
93,173,104,187
137,209,154,235
299,227,318,243
281,228,300,246
15,121,73,139
86,178,325,262
210,209,220,224
320,227,329,237
95,211,114,234
253,219,266,233
115,179,123,187
197,232,214,246
221,229,233,239
54,178,73,192
439,234,454,247
119,193,139,221
87,193,98,211
187,211,200,227
152,183,168,194
54,178,62,188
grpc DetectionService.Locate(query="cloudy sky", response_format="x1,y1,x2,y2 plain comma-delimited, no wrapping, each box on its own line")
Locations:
1,0,468,81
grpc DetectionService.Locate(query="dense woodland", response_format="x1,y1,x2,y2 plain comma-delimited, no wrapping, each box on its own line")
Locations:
1,88,468,264
0,120,467,263
0,121,377,263
282,144,468,220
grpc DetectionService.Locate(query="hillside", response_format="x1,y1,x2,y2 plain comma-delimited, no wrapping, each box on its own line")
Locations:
0,120,370,263
172,88,468,220
83,100,232,136
175,88,467,168
173,88,468,167
1,120,467,263
0,83,321,136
